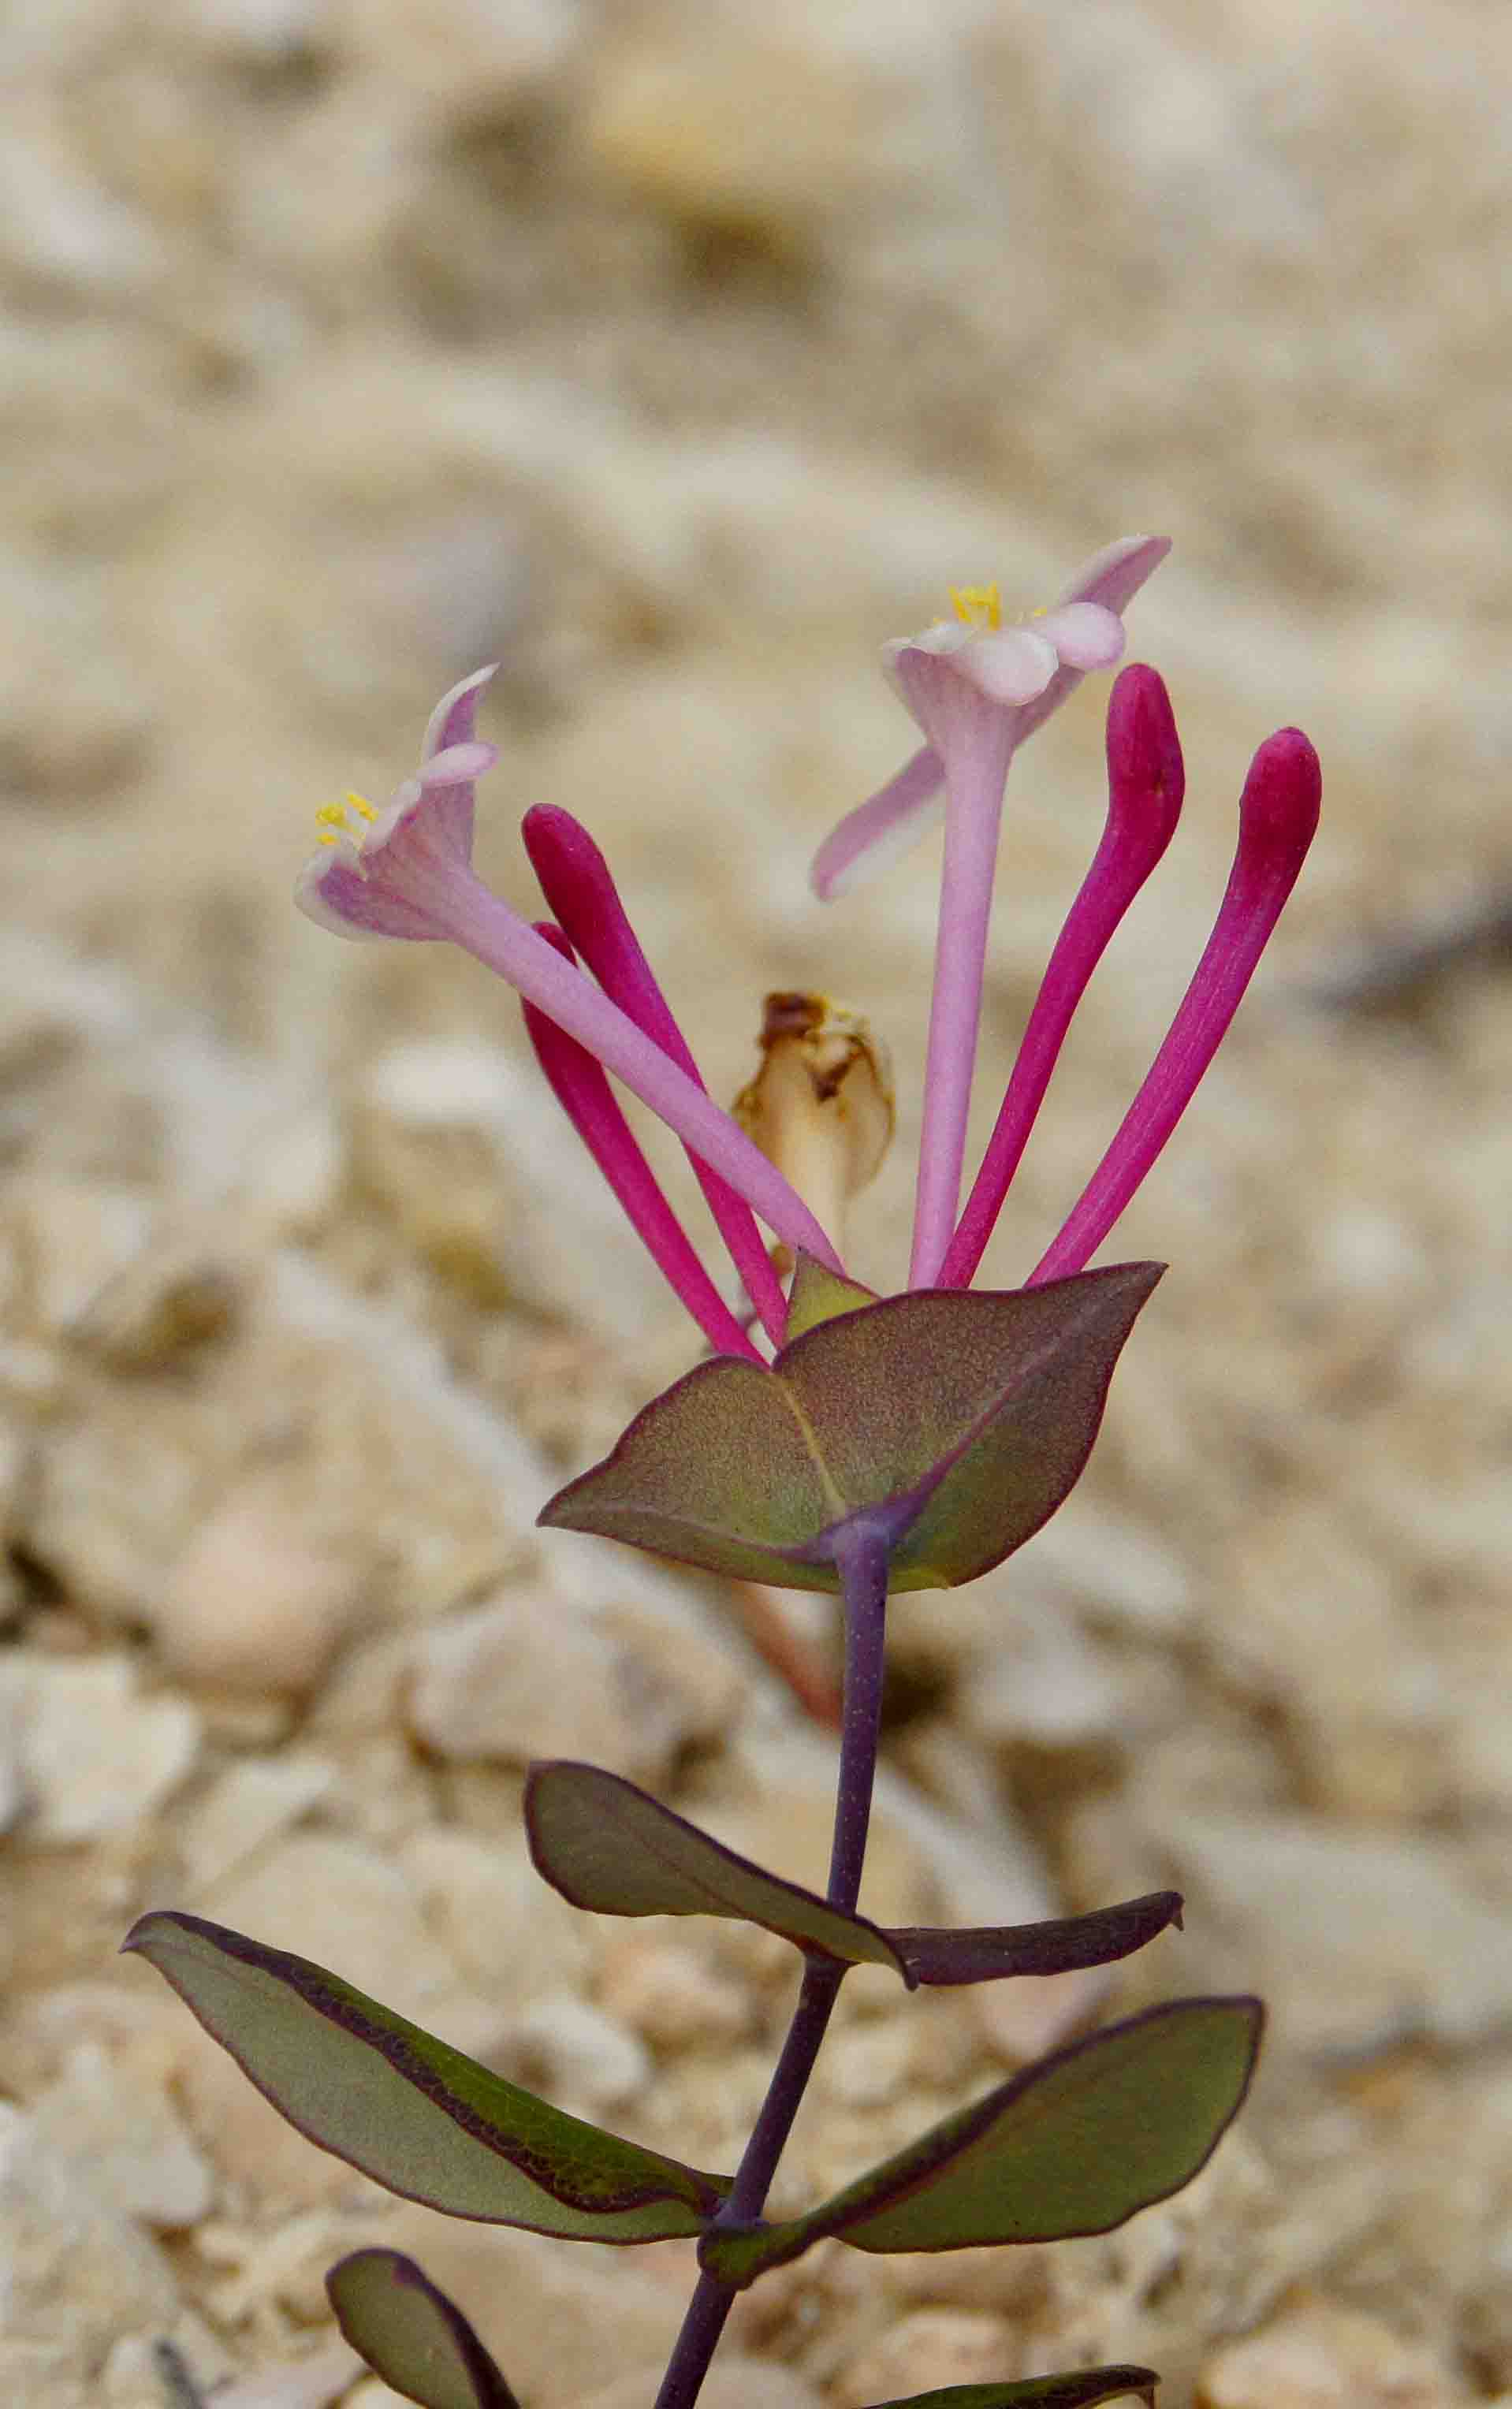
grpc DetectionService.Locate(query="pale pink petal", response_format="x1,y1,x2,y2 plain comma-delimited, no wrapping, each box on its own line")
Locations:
809,743,944,901
421,741,496,786
421,663,498,762
1033,601,1126,671
955,625,1060,705
1056,534,1171,615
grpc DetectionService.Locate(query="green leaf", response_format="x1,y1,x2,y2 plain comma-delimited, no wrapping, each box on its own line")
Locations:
700,1997,1261,2285
525,1760,909,1979
854,2375,1156,2409
541,1264,1161,1593
326,2250,519,2409
525,1763,1179,1992
124,1912,730,2240
785,1253,880,1339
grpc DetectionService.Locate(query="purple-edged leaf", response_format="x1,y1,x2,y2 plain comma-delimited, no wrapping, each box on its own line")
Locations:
855,2375,1156,2409
525,1761,908,1980
124,1912,729,2240
326,2250,519,2409
892,1893,1182,1987
542,1264,1161,1594
785,1253,880,1339
700,1997,1261,2285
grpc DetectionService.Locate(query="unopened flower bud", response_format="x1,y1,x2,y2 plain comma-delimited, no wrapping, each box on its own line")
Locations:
734,994,894,1272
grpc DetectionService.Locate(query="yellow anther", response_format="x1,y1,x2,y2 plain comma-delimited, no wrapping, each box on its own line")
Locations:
315,830,340,847
950,582,1002,631
315,802,348,828
346,789,378,821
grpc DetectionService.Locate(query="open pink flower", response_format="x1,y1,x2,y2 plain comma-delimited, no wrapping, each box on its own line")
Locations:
810,536,1170,903
293,618,1320,1380
294,670,841,1307
811,537,1169,1286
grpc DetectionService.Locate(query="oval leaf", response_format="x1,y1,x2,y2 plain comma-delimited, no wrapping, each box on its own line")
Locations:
700,1996,1261,2284
326,2250,519,2409
124,1911,729,2240
785,1253,880,1339
891,1893,1183,1987
526,1760,908,1979
541,1265,1161,1593
856,2376,1156,2409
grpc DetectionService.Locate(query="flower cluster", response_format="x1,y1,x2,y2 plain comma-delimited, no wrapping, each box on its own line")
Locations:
297,538,1320,1353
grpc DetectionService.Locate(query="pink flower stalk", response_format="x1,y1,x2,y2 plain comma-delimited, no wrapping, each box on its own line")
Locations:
295,669,841,1279
522,806,790,1350
1028,724,1322,1286
831,538,1169,1289
939,665,1186,1289
522,924,764,1363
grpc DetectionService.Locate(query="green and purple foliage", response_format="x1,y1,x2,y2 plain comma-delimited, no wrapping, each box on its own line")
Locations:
126,538,1320,2409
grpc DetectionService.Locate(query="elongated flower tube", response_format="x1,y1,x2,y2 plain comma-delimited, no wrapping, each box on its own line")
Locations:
812,539,1168,1289
1029,724,1323,1286
522,806,791,1348
296,672,842,1275
939,665,1185,1289
522,924,764,1363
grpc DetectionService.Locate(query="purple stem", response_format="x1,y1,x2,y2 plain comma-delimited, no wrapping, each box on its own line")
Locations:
940,667,1185,1288
909,713,1017,1288
523,806,794,1348
1030,725,1322,1285
654,1517,892,2409
523,926,763,1361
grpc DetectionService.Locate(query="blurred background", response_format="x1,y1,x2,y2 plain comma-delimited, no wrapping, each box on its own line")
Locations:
2,2,1510,2404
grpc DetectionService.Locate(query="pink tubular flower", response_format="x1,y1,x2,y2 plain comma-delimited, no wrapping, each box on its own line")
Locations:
294,624,1320,1375
815,537,1169,1287
294,669,841,1282
810,537,1171,904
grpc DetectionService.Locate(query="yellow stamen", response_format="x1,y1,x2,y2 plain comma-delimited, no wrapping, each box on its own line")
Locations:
950,582,1002,631
315,802,348,828
346,790,377,821
315,830,340,847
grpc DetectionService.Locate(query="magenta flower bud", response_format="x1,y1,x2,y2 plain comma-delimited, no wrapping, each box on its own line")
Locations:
940,665,1185,1287
1031,722,1321,1286
521,925,762,1361
295,674,841,1279
523,805,790,1345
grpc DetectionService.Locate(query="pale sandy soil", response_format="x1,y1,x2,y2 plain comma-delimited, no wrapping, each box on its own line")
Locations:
2,4,1510,2406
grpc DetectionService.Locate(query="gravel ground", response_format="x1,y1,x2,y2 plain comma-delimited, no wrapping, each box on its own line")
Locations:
2,4,1510,2405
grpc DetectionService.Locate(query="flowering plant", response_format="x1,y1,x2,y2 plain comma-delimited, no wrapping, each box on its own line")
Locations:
128,538,1320,2409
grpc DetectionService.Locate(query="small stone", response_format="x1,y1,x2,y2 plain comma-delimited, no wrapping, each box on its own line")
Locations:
597,1935,753,2052
0,2104,180,2406
29,2037,214,2230
406,1588,641,1768
177,1751,337,1895
1144,1805,1512,2050
348,1038,666,1339
401,1826,595,2007
147,1470,374,1697
0,1653,199,1841
821,2019,913,2110
5,1175,153,1337
1197,2293,1467,2408
406,1579,742,1785
834,2308,1021,2407
501,1994,651,2114
73,1237,247,1371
